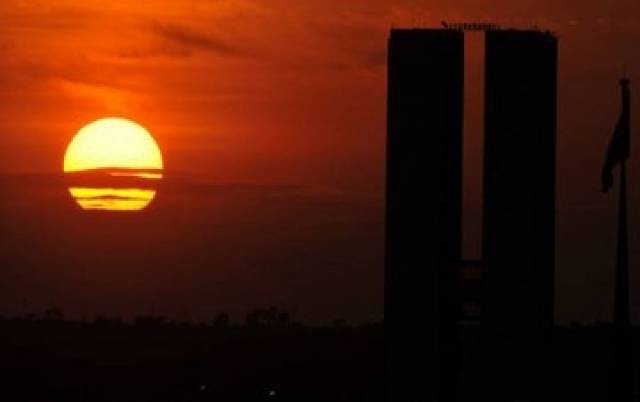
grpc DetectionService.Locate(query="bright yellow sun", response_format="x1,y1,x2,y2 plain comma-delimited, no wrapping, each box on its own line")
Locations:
63,118,164,211
64,118,163,173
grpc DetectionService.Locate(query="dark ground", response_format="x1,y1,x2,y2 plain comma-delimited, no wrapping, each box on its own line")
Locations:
0,310,383,402
2,311,637,401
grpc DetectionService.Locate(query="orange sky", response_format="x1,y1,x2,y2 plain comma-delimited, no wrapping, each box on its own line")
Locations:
0,0,640,323
1,1,638,186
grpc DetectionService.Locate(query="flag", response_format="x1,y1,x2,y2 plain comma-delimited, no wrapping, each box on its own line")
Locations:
601,79,631,193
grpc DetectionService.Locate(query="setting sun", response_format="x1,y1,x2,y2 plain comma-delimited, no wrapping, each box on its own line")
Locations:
64,118,163,173
63,118,163,211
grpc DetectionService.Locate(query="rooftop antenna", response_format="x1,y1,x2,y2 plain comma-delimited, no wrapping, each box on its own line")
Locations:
441,21,502,31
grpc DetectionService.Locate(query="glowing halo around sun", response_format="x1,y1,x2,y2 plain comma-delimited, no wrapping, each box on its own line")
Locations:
63,118,164,211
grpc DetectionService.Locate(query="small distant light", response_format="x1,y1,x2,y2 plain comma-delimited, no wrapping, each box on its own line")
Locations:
268,389,276,396
200,385,207,391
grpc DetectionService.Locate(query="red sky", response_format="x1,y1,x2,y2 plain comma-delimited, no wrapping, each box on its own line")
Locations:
0,0,639,323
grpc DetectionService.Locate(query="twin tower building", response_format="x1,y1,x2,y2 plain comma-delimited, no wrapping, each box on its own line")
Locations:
385,28,557,400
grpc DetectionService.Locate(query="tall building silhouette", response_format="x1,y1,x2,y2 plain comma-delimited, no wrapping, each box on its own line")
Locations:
482,30,558,399
386,29,464,401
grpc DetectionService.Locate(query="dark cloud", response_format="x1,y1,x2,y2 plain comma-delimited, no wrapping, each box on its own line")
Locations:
116,45,193,60
115,23,248,60
151,23,242,57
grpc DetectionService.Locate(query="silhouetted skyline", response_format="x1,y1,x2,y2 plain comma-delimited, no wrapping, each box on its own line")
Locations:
386,27,558,401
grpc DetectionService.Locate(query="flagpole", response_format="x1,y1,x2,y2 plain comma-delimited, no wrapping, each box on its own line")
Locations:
612,159,632,401
614,159,629,329
612,82,633,398
613,131,635,401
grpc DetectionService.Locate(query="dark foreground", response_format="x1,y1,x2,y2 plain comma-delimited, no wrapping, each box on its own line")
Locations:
2,314,638,401
1,313,384,402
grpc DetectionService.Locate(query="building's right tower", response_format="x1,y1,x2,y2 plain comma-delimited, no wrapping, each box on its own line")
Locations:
482,29,558,399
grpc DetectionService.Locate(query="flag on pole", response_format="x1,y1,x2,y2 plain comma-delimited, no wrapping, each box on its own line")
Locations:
602,79,631,193
604,78,633,400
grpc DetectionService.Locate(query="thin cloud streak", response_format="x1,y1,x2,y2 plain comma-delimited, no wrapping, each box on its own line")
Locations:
151,23,243,57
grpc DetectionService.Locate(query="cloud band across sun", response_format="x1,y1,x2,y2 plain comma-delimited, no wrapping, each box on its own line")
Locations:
63,118,163,211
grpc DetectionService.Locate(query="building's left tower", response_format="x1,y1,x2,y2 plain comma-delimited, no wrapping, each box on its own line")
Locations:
386,29,464,401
